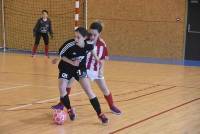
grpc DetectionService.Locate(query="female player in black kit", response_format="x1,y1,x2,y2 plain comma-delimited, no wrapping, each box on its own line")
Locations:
52,27,108,124
32,10,53,57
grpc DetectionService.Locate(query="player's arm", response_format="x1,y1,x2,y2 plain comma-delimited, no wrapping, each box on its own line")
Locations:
98,43,108,76
61,57,80,66
52,57,59,64
86,42,100,62
33,19,40,36
49,19,53,38
51,55,79,66
98,60,105,77
53,40,80,66
51,42,64,64
91,49,100,62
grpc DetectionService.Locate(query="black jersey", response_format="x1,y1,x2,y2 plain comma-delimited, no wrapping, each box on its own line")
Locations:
33,18,53,35
58,39,94,70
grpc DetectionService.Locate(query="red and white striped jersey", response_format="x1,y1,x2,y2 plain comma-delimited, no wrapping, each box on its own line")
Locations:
86,38,108,71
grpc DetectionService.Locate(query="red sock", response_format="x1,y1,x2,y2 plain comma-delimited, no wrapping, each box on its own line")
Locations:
104,93,114,108
66,88,71,95
32,45,38,55
45,45,48,56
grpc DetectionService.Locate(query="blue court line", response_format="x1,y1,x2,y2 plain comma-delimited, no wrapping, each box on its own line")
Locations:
110,55,200,67
1,49,200,67
0,48,57,55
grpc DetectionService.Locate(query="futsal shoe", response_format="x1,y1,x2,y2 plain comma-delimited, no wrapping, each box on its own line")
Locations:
98,113,108,125
68,108,76,121
31,54,36,58
45,55,50,58
51,102,64,110
110,105,122,115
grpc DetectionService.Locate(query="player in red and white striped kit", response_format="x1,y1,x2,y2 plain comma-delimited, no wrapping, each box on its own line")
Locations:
86,22,121,114
52,21,121,115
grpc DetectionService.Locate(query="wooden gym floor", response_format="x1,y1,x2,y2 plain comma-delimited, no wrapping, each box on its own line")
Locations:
0,53,199,134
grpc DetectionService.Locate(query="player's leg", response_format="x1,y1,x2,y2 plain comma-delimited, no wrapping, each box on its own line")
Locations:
78,75,108,124
32,33,41,56
58,72,76,121
42,33,49,57
66,77,75,95
95,78,122,115
87,69,121,115
51,78,75,109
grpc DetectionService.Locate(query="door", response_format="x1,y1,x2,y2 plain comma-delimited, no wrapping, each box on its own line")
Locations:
185,0,200,60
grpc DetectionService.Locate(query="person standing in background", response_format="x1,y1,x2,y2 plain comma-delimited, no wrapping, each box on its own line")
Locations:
32,10,53,57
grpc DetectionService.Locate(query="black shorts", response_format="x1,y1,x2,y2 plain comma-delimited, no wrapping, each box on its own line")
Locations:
34,33,49,45
58,62,87,81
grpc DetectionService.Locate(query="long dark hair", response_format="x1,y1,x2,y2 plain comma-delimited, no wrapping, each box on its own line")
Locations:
75,27,88,37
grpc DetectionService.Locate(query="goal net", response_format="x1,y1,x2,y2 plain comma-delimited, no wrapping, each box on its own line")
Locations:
1,0,85,53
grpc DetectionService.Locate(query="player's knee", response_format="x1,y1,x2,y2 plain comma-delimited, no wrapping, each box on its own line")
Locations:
59,87,67,97
87,92,96,99
102,88,110,96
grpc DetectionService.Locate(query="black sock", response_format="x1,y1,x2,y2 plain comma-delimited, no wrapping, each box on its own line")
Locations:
60,95,71,110
90,97,101,116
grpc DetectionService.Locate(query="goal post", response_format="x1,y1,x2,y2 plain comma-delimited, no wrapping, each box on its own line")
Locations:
0,0,87,54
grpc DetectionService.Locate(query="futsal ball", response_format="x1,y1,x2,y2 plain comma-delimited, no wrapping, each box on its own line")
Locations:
53,110,67,125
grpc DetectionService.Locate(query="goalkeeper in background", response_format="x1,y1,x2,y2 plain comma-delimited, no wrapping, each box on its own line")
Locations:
32,10,53,57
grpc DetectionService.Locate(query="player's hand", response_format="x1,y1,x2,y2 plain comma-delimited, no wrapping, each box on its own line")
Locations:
98,67,104,78
50,34,53,39
72,60,80,66
97,58,102,65
95,57,100,62
52,58,58,64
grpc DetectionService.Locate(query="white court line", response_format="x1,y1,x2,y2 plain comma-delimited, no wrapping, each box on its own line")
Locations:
0,82,26,86
0,82,55,87
5,91,84,111
35,92,84,104
0,85,30,91
0,82,79,89
31,85,57,89
6,104,33,110
0,82,59,89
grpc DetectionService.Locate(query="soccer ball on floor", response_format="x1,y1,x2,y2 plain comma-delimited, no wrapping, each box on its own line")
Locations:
52,110,67,125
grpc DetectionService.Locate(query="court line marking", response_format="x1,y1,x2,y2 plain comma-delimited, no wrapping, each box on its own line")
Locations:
0,71,55,77
29,85,57,89
114,85,160,97
0,84,58,91
0,82,59,89
0,82,27,86
35,92,84,104
1,71,200,89
115,86,176,103
72,86,176,103
0,85,164,109
5,104,33,110
0,82,73,89
0,82,58,88
0,85,30,91
109,97,200,134
5,91,84,111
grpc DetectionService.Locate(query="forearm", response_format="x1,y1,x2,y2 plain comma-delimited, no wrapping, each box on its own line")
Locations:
61,57,73,65
91,49,99,61
51,56,60,64
49,26,53,35
49,20,53,35
98,60,105,77
33,20,39,33
52,56,72,65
